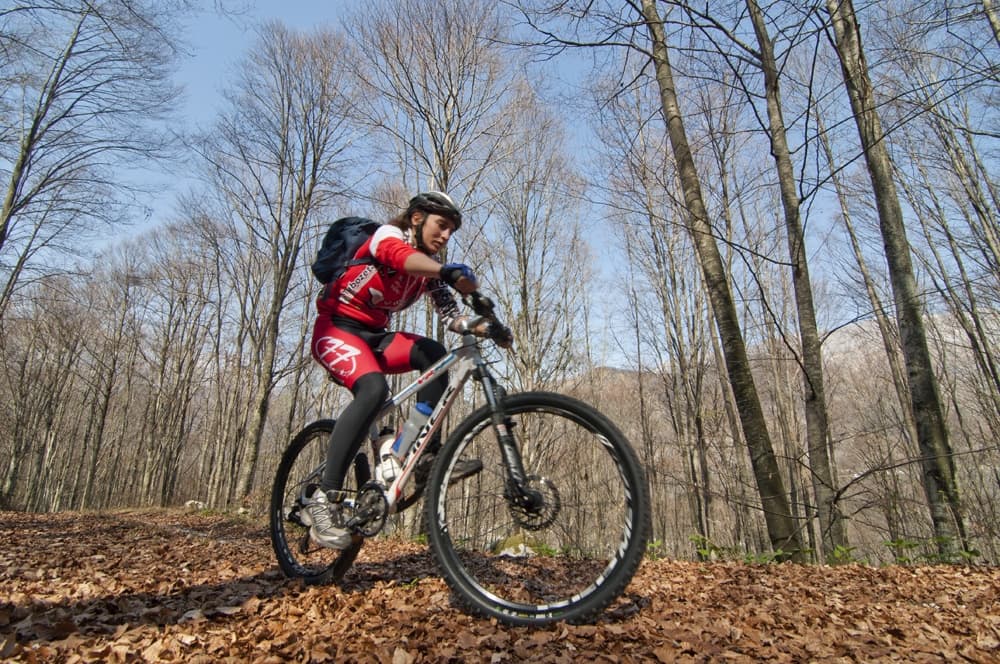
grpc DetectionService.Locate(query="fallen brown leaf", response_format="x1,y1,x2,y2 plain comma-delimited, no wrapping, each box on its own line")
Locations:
1,510,998,663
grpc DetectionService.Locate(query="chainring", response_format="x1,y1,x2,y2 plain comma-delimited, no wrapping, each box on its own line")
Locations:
347,481,389,537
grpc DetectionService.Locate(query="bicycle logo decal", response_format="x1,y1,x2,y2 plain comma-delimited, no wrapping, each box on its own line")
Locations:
316,336,362,377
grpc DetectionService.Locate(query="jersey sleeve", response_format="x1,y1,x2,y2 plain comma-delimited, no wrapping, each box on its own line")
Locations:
369,224,466,330
368,225,418,271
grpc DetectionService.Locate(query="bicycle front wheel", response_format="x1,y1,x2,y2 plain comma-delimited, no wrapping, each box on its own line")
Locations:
425,392,651,626
269,420,367,585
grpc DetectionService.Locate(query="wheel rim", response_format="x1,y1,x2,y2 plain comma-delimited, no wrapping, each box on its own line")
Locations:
432,401,644,621
271,424,365,582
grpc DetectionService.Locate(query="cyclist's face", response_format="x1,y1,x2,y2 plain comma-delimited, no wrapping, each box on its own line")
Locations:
420,213,456,254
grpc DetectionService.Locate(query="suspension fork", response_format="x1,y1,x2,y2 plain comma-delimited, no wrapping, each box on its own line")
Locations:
476,367,541,508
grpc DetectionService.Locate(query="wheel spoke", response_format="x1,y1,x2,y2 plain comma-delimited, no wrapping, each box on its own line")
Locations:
427,392,650,625
269,421,366,585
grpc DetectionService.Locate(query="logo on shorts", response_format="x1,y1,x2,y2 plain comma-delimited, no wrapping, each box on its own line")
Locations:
316,337,361,377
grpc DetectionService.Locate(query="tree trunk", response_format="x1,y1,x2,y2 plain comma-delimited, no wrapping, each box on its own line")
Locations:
825,0,965,555
640,0,804,560
985,0,1000,48
746,0,847,559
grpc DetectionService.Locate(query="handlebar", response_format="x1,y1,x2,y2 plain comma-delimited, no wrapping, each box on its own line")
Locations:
463,291,496,318
462,291,514,349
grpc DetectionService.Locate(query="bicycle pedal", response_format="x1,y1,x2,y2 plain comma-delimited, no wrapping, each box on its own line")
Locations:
284,505,305,526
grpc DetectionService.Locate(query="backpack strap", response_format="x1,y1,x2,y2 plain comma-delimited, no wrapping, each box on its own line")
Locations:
319,256,376,300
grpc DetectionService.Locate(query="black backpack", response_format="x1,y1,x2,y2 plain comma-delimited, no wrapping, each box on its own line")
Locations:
310,216,381,284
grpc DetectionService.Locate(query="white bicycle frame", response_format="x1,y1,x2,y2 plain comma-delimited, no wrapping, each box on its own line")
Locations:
371,332,495,511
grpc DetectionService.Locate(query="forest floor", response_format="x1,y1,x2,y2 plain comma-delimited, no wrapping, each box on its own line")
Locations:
1,509,998,663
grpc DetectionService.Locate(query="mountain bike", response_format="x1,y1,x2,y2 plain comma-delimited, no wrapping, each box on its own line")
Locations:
269,292,651,626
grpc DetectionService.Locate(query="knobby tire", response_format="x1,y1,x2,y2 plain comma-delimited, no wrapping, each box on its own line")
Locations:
269,420,366,586
425,391,651,626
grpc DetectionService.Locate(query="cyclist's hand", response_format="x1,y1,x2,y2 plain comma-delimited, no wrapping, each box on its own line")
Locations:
488,322,514,349
441,263,478,294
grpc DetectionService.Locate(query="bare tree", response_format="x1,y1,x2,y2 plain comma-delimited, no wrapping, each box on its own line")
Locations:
741,0,847,558
634,0,804,559
823,0,966,555
0,0,189,322
134,226,215,506
513,0,805,558
473,85,590,391
0,275,87,511
72,248,143,509
193,22,357,503
594,71,722,554
346,0,518,200
878,3,1000,413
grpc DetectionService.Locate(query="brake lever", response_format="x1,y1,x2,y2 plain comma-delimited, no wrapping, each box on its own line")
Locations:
462,291,496,318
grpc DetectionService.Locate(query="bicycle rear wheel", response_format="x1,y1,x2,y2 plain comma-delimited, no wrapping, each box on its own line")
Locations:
269,420,368,585
425,391,651,625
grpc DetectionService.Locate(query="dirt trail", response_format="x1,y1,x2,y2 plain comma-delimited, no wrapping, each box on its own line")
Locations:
2,510,998,662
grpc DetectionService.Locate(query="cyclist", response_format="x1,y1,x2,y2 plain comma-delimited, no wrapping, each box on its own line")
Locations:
303,191,489,549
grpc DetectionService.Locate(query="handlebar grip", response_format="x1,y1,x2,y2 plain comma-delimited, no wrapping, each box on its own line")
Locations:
464,291,496,317
488,322,514,348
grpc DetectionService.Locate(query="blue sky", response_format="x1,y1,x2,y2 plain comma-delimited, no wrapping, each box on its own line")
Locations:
137,3,350,226
178,2,347,126
149,1,594,226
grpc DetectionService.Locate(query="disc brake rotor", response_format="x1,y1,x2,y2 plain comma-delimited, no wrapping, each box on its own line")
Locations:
509,475,560,530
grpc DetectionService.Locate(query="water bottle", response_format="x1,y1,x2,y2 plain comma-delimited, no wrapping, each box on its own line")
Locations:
376,402,432,484
393,402,433,458
375,432,400,484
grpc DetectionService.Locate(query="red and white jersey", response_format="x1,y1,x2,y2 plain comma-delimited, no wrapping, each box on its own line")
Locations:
316,225,460,330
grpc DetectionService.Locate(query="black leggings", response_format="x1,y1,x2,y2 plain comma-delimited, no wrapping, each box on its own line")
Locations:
321,334,447,491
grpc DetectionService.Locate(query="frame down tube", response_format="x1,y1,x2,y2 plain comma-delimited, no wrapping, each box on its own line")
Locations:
381,344,479,509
